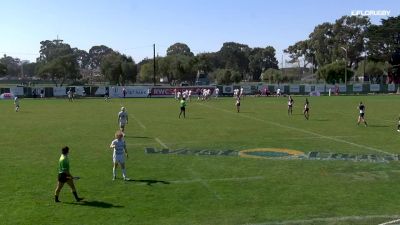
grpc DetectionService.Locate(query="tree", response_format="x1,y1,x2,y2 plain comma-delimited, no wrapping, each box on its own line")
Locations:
166,43,194,57
367,16,400,62
261,68,282,83
0,63,7,76
22,62,37,77
36,40,80,86
0,55,21,77
248,47,279,81
138,61,155,83
218,42,250,75
356,60,388,83
317,61,354,84
89,45,114,69
101,53,137,85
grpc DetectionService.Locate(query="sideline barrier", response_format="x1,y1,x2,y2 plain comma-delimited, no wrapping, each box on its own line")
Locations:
0,84,398,98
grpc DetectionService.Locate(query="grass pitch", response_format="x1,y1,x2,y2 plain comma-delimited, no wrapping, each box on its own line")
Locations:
1,95,400,225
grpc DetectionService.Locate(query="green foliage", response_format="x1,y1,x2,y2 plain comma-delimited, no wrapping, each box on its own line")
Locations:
213,68,240,84
166,43,194,57
0,54,21,77
0,62,7,76
101,53,137,85
138,61,155,83
317,61,354,84
248,47,279,80
89,45,114,69
36,40,80,86
261,68,282,83
355,60,388,77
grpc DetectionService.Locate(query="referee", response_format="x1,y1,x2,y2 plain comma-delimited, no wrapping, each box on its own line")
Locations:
54,146,83,203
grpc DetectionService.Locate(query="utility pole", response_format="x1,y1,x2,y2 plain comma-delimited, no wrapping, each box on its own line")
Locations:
153,44,156,86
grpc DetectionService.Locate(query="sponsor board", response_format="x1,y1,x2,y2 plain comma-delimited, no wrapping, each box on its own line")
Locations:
53,87,66,97
388,84,396,92
289,85,299,93
370,84,380,92
304,85,311,93
315,85,325,93
9,87,24,96
152,86,215,97
0,93,14,99
353,84,363,92
338,85,347,92
110,86,150,98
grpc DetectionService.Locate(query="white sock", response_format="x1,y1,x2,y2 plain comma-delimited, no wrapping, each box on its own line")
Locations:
113,168,116,177
122,169,126,178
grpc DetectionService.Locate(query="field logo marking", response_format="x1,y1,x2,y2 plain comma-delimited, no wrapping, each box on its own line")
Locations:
198,103,392,155
239,148,304,159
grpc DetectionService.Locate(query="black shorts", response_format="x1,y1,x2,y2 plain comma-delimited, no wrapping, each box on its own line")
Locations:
359,113,365,118
180,107,185,111
236,103,240,107
58,173,69,183
305,108,309,112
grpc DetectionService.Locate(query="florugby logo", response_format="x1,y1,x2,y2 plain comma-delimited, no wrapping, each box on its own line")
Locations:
351,10,391,16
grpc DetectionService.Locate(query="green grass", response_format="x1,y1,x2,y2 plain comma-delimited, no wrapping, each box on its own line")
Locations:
1,95,400,225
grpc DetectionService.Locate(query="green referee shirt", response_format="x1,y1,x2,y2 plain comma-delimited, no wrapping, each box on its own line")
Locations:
180,99,186,108
58,154,70,174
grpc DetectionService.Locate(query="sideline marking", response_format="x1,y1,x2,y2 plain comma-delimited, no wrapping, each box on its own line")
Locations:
131,114,146,129
247,214,400,225
379,218,400,225
155,137,169,149
198,103,392,155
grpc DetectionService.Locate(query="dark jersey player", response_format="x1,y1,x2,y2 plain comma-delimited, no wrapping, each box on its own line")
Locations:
357,102,368,127
303,98,310,120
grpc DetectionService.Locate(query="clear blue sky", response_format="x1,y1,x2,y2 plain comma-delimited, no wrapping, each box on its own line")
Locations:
0,0,398,65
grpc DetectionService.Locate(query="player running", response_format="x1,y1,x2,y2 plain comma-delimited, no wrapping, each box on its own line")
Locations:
288,95,294,115
303,98,310,120
54,146,83,202
118,107,128,134
110,131,130,181
179,97,187,118
235,96,241,113
357,102,368,127
14,96,20,112
397,116,400,132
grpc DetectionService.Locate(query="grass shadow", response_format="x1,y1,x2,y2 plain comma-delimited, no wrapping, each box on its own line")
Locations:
368,124,390,128
66,200,123,208
125,136,151,139
127,179,170,186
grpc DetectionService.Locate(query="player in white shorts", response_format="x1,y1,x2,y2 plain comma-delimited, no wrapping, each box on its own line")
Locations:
14,96,20,112
118,107,128,134
110,131,129,181
215,88,219,98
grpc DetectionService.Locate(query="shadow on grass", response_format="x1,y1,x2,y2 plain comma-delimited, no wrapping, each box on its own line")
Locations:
367,124,390,128
125,136,151,139
314,119,330,121
127,179,170,186
66,200,123,208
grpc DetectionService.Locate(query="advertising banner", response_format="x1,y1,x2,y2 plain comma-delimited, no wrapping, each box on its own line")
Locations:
9,87,24,96
289,85,300,93
388,84,396,92
53,87,66,97
315,85,325,93
369,84,380,92
353,84,362,92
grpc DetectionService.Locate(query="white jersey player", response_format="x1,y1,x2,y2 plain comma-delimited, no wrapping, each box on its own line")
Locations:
215,88,219,98
14,96,20,112
118,107,128,134
110,131,129,181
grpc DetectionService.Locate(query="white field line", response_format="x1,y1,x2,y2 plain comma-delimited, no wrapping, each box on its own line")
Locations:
130,114,146,129
199,103,392,155
246,214,400,225
155,137,169,149
379,218,400,225
188,168,222,200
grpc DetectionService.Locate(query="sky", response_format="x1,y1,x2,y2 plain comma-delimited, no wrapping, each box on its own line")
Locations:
0,0,399,65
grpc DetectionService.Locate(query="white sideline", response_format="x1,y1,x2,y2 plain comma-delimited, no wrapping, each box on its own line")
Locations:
187,168,222,200
155,137,169,149
131,114,146,129
199,103,392,155
379,218,400,225
245,215,400,225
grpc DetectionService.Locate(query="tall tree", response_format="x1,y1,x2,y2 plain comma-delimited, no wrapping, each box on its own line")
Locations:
89,45,114,69
166,43,194,57
0,55,21,77
36,40,79,86
248,46,278,81
0,63,7,76
100,53,137,85
218,42,250,75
